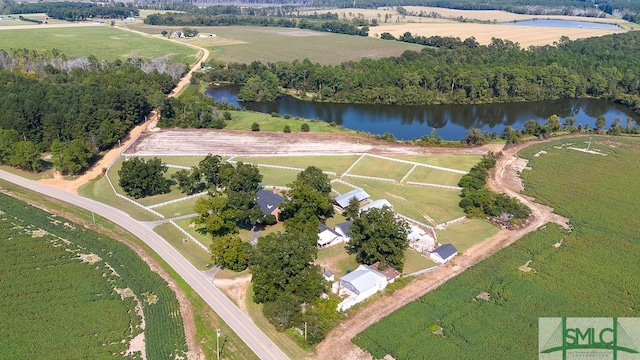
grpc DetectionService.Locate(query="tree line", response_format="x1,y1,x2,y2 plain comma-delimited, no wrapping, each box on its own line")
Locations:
203,31,640,118
0,49,182,174
0,1,139,21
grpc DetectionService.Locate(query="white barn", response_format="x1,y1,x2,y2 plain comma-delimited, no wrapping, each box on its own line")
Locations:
430,243,458,264
335,188,370,208
335,264,388,311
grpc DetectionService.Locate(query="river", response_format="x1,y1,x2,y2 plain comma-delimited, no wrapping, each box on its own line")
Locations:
206,84,635,140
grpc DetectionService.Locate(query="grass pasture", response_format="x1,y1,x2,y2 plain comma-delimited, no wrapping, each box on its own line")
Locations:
354,136,640,359
127,24,424,65
389,154,482,172
78,175,158,221
0,193,187,359
346,178,464,225
405,166,463,186
154,222,212,270
346,156,414,181
233,155,360,176
154,197,200,218
436,218,499,252
255,166,301,187
225,111,355,133
0,25,199,64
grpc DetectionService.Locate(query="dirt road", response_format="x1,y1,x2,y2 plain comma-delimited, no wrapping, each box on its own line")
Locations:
313,140,570,360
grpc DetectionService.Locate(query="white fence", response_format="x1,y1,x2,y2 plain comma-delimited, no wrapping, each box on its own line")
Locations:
436,216,468,230
169,220,209,252
148,191,208,209
365,153,467,174
406,181,463,190
341,173,396,183
405,266,438,277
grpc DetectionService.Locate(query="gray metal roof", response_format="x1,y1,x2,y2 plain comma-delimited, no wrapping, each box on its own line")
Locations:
432,243,458,259
335,188,370,208
359,199,393,213
340,265,387,295
256,189,285,215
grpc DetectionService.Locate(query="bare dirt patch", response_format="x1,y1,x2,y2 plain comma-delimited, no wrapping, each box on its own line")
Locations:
213,274,252,313
77,253,102,265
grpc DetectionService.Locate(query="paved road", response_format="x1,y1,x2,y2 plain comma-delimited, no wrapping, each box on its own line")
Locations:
0,169,288,360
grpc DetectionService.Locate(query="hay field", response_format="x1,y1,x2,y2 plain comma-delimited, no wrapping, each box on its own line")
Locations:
373,22,624,47
0,25,199,64
128,24,424,65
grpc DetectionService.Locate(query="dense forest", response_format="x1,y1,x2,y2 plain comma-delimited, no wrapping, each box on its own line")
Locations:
0,49,182,173
202,31,640,117
0,1,139,21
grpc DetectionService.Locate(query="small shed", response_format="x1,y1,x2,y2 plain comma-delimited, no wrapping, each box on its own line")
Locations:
335,188,370,208
430,243,458,264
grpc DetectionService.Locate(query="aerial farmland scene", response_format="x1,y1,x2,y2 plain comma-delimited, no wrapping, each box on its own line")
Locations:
0,0,639,359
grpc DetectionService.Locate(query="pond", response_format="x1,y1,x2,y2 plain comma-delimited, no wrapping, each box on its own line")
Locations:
505,19,620,29
206,84,635,140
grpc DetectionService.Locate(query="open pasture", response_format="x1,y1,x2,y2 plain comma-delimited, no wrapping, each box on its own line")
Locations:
405,166,463,186
354,137,640,359
233,154,359,176
127,24,424,65
389,154,482,172
0,193,187,359
346,155,414,182
435,218,499,252
346,178,464,225
373,21,624,47
0,25,199,64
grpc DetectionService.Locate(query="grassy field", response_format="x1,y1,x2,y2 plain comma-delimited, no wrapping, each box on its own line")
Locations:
347,156,414,181
405,166,464,186
234,155,360,175
225,110,356,133
154,223,212,270
354,136,640,359
331,181,358,195
139,155,207,168
0,192,187,359
346,178,465,225
154,197,200,218
78,176,158,221
127,24,424,65
436,218,499,252
0,25,199,64
256,166,301,187
389,154,482,172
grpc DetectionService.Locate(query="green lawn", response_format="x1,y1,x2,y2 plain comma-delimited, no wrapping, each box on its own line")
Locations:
256,167,300,187
347,156,413,181
127,25,424,65
405,166,464,186
154,197,200,218
403,249,438,274
174,218,213,249
225,110,355,134
0,25,199,64
234,155,360,175
154,223,212,270
436,218,499,252
347,179,465,225
317,244,358,279
78,176,158,221
389,154,482,172
331,181,358,195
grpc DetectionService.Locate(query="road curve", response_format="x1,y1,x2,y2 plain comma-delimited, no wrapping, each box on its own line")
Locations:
0,169,288,360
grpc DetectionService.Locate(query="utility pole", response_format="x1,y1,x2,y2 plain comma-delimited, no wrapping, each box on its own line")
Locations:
92,212,96,224
304,321,307,343
216,328,220,360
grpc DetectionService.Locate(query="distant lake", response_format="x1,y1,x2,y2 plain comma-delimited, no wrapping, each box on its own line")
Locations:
206,84,635,140
506,19,620,29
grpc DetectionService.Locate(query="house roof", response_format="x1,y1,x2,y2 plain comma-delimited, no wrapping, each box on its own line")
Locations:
334,220,353,237
359,199,393,213
335,188,370,208
318,224,341,246
432,243,457,259
256,189,285,215
340,265,387,295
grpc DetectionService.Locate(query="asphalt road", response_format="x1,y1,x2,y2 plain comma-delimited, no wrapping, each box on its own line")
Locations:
0,169,289,360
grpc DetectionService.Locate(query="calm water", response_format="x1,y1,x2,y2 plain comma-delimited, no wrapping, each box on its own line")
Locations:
206,85,635,140
507,19,620,29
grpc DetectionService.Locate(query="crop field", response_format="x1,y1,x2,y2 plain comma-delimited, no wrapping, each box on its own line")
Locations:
233,155,360,175
354,137,640,359
0,193,187,359
0,25,199,64
388,154,482,172
126,24,424,65
435,218,499,252
347,156,414,181
404,166,463,186
346,178,464,225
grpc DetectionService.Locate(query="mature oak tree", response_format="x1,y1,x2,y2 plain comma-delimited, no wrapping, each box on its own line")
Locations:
118,157,171,198
210,234,250,271
346,206,409,271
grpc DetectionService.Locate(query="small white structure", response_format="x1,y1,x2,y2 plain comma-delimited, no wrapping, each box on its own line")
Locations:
359,199,393,213
335,188,370,208
317,224,342,248
334,264,388,311
430,243,458,264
